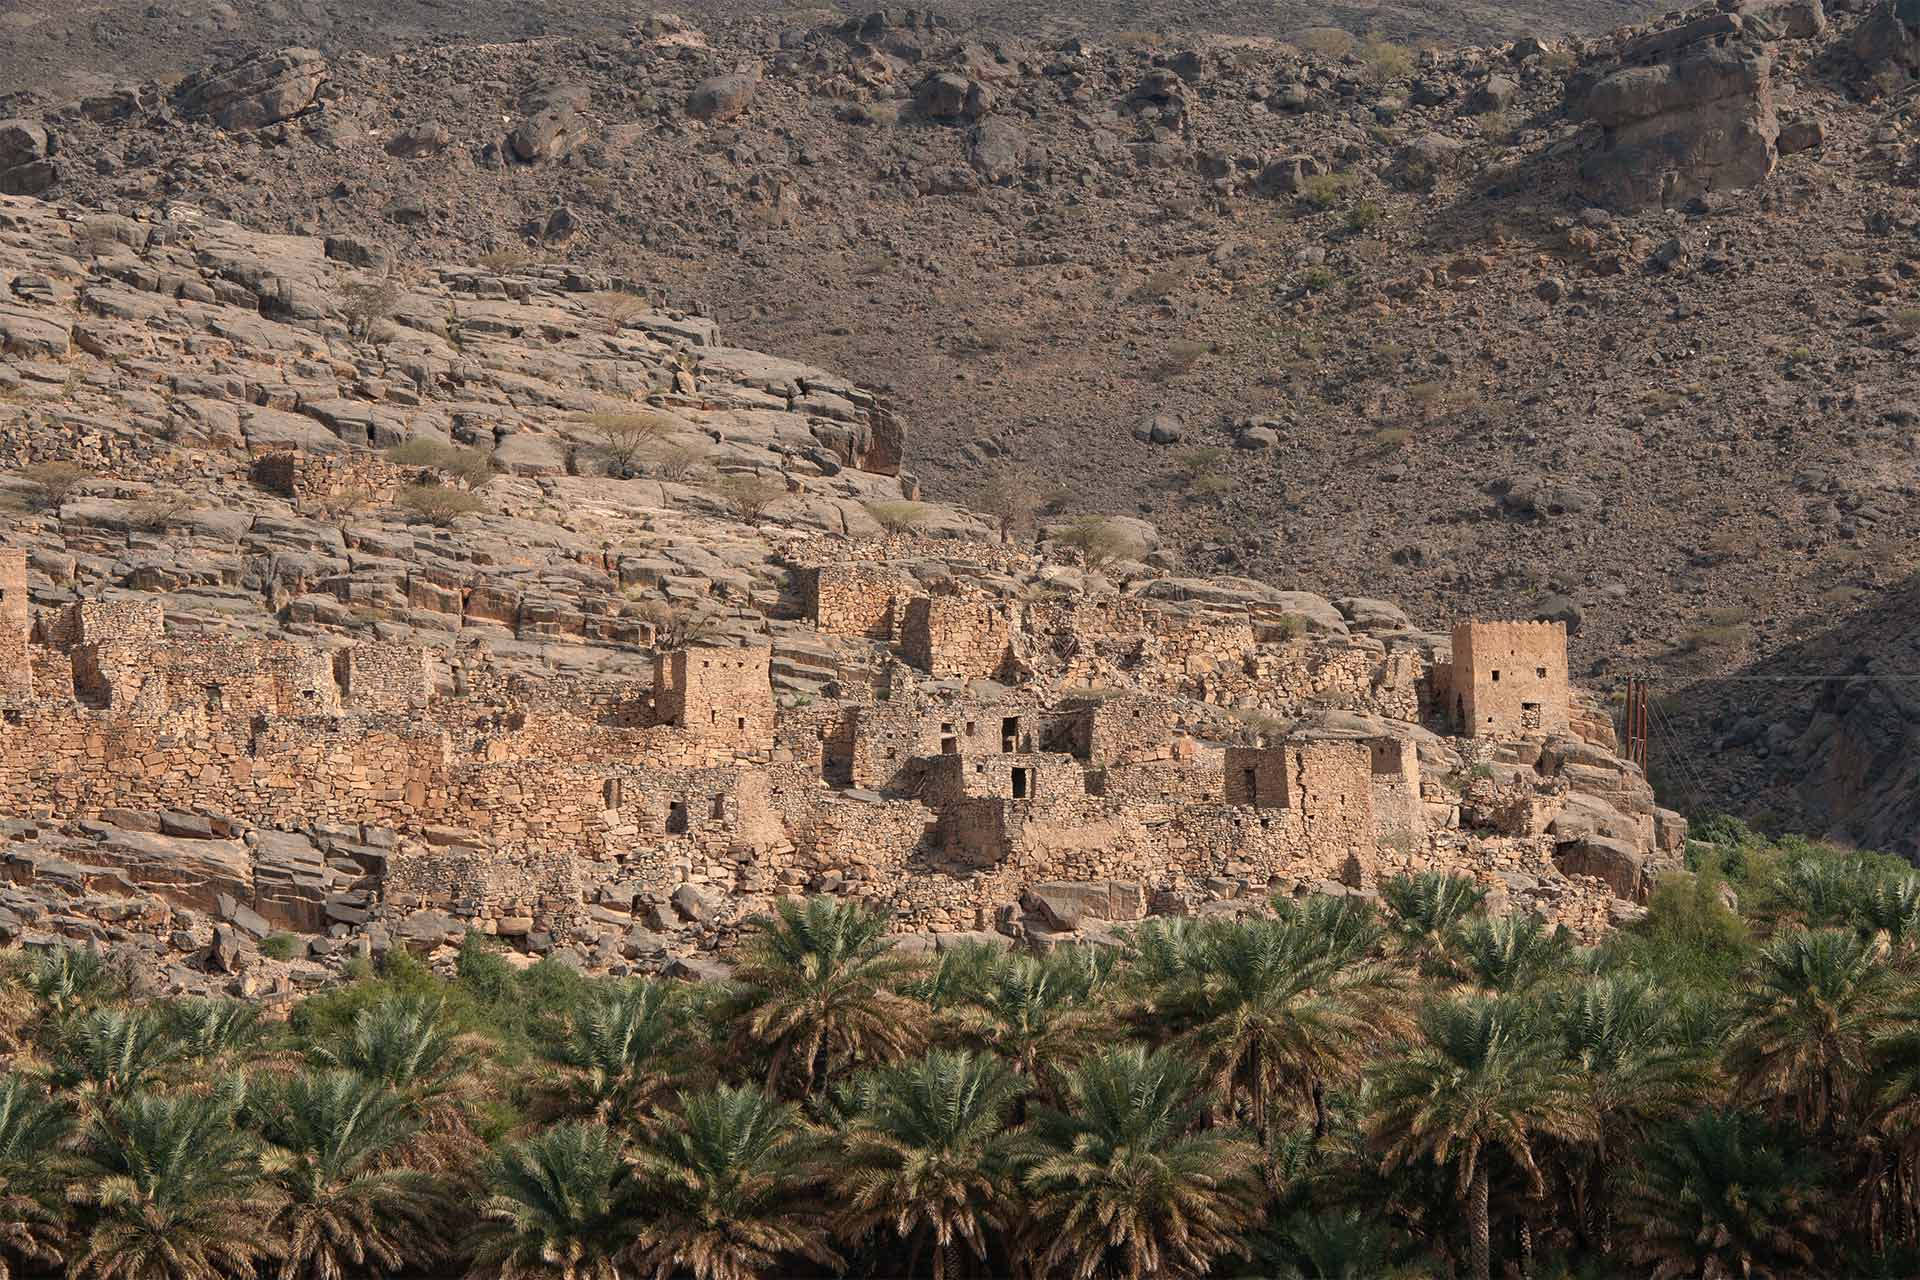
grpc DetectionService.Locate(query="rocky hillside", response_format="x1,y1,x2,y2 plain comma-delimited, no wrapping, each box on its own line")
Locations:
2,0,1919,838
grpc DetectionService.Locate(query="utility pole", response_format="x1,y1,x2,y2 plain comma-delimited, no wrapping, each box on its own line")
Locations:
1622,677,1650,772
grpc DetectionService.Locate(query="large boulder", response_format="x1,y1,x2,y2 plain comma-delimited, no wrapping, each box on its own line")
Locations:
0,120,56,196
175,48,329,129
1023,881,1146,932
915,72,992,121
687,74,757,122
1579,41,1777,210
509,85,591,164
1853,0,1920,91
1554,835,1647,902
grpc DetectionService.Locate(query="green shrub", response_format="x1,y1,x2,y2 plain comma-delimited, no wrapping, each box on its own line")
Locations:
385,439,497,488
1298,172,1355,211
259,934,301,962
1345,201,1384,232
864,500,929,534
1358,37,1415,82
17,461,89,509
397,483,487,526
1604,865,1754,991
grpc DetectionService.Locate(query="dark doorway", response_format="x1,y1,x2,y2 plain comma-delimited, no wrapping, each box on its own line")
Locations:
1012,767,1033,800
1001,717,1020,752
1242,768,1259,805
667,801,689,834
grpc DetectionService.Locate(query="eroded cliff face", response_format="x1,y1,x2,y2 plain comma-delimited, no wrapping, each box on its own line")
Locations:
1670,570,1920,863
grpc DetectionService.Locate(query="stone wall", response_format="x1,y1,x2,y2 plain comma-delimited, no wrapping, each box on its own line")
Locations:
900,597,1011,679
804,563,906,640
652,644,775,750
251,449,413,514
0,549,29,707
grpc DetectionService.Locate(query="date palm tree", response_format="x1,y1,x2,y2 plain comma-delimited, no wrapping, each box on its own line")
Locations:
1368,995,1594,1280
54,1008,181,1106
1727,928,1909,1133
532,980,691,1128
1379,871,1486,973
1620,1107,1822,1279
468,1120,639,1280
311,995,481,1162
627,1084,838,1280
168,1000,268,1075
69,1090,285,1280
1549,973,1712,1255
22,944,120,1020
1024,1044,1265,1280
0,1075,72,1280
721,896,926,1098
1167,905,1406,1140
834,1049,1025,1279
953,952,1107,1097
1448,913,1575,994
250,1069,453,1280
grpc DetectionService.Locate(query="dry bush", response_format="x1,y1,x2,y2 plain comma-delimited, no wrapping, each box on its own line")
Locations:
864,500,928,534
1132,266,1188,302
1178,446,1231,481
385,439,497,488
628,598,723,649
1373,427,1415,448
338,278,405,341
1188,472,1237,499
978,473,1039,543
647,439,709,481
1345,202,1384,233
397,483,486,526
586,293,652,332
1152,339,1211,381
1887,307,1920,338
1294,27,1355,57
315,485,376,519
130,495,192,530
17,462,89,509
709,474,786,523
478,246,532,273
1056,516,1144,569
1359,37,1414,82
579,411,676,478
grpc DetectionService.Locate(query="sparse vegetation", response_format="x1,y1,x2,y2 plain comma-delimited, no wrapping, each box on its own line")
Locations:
1344,201,1384,232
259,933,301,961
1054,516,1144,570
646,439,708,482
1297,172,1356,211
578,411,676,479
709,474,786,524
977,473,1039,544
1293,26,1356,57
129,495,192,530
16,461,89,509
627,598,724,649
477,246,532,272
337,277,405,341
1150,338,1210,381
384,439,497,489
397,483,487,526
1358,36,1415,82
863,500,928,535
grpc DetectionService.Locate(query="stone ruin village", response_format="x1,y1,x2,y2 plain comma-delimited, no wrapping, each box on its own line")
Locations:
0,195,1685,995
0,545,1684,989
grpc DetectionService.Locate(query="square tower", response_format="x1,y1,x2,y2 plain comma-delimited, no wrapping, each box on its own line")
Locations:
1451,621,1570,737
0,549,28,705
653,644,776,749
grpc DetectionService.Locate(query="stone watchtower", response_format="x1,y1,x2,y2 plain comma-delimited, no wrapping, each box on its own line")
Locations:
0,549,29,705
1450,620,1570,737
652,643,777,749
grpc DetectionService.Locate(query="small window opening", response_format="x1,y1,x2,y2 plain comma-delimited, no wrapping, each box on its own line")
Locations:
1491,670,1500,683
711,709,718,724
604,779,623,809
940,735,957,755
1536,666,1548,679
2,710,19,726
1001,716,1019,753
737,715,747,730
711,794,726,819
205,685,224,711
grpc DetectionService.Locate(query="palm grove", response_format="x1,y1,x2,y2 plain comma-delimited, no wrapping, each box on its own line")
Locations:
1,819,1917,1280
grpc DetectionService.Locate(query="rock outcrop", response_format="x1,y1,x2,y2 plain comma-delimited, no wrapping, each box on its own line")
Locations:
0,121,55,197
174,48,329,130
1579,19,1779,210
